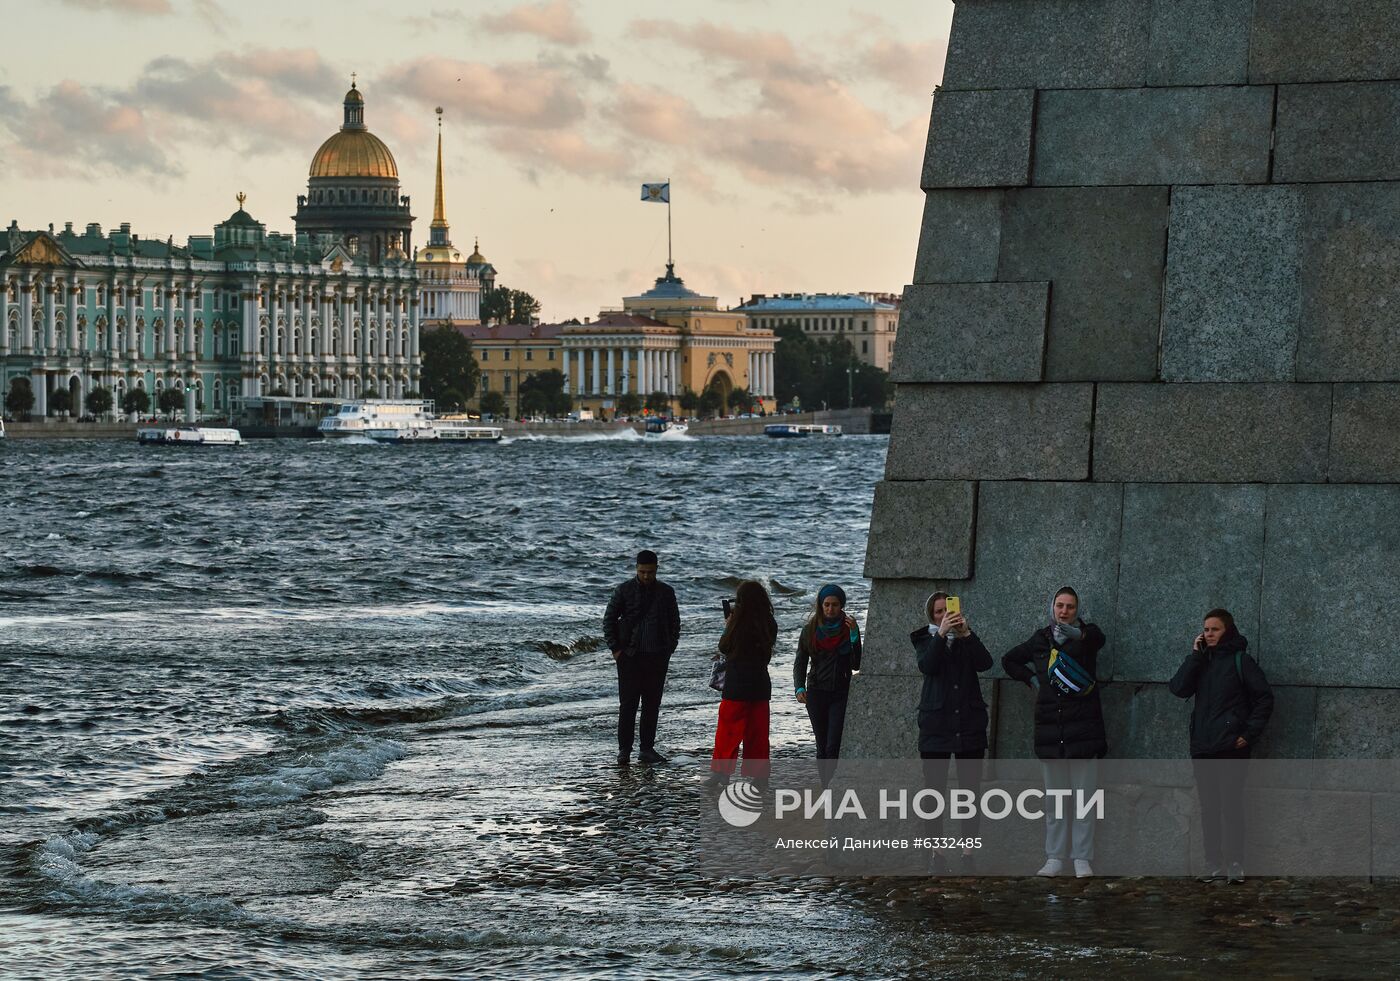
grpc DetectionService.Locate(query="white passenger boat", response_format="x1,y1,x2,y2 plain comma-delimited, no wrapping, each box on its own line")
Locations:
319,400,435,439
764,423,843,438
137,426,243,446
430,417,505,443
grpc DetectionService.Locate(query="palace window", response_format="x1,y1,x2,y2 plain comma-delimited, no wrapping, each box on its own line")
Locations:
504,376,512,394
503,350,511,362
862,340,868,354
481,376,489,392
548,350,554,361
525,350,533,361
481,350,488,361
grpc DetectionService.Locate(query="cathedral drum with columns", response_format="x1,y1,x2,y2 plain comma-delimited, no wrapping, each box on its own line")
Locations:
1,83,422,420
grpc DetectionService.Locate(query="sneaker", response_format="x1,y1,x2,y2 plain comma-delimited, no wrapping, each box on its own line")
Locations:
1198,866,1225,883
616,752,630,765
638,748,668,764
1074,859,1094,878
1226,862,1245,884
1036,859,1064,877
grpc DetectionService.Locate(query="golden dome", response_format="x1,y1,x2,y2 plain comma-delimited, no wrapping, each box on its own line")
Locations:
309,129,398,179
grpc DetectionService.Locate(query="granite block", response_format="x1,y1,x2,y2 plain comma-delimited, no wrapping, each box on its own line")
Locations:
1092,384,1331,483
858,578,957,677
998,186,1169,382
887,384,1093,481
922,90,1034,189
1115,484,1266,681
1162,185,1304,381
1261,484,1400,687
1147,0,1252,86
1314,687,1400,758
891,283,1048,383
942,0,1152,91
1250,0,1400,84
1276,82,1400,183
1099,681,1196,762
1297,182,1400,381
841,672,924,759
863,481,976,580
1032,86,1275,186
1330,384,1400,482
912,190,1004,285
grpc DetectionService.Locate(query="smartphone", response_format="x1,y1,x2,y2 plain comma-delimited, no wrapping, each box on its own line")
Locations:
722,598,733,619
945,596,961,617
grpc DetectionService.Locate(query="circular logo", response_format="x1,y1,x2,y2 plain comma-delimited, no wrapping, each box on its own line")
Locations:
716,778,765,828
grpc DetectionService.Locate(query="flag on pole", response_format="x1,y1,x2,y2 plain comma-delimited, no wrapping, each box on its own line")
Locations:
641,182,670,203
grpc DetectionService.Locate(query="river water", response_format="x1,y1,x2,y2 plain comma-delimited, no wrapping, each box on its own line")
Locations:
2,433,1397,979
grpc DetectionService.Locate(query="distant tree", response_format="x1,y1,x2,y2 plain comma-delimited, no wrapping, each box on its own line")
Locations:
49,386,72,416
645,390,671,414
158,387,184,417
438,388,468,412
678,387,699,413
403,389,421,399
727,387,754,413
517,368,571,417
479,391,508,417
268,386,291,396
4,377,34,418
420,326,480,404
560,317,582,326
122,387,150,416
616,392,641,416
698,384,724,418
86,386,113,417
772,322,890,410
482,286,542,326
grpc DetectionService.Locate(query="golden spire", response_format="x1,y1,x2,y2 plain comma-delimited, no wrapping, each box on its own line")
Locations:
432,107,447,228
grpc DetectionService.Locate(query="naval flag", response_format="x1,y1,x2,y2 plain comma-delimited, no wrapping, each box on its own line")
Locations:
641,182,670,203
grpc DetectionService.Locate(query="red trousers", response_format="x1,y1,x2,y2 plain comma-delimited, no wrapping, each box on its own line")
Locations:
711,698,770,778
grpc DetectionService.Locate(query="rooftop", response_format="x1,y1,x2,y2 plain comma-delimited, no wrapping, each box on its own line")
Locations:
739,292,900,312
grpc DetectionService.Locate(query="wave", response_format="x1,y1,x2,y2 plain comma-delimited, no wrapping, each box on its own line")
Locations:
512,428,643,443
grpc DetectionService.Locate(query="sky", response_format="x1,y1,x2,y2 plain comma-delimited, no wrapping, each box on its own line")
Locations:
0,0,954,321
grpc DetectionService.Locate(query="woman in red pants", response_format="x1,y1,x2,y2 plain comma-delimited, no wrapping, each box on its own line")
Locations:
711,580,778,782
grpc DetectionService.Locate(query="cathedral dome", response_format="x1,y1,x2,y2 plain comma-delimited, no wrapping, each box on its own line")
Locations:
309,130,398,179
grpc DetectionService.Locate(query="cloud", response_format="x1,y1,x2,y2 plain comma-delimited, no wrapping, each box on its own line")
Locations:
55,0,172,13
861,37,948,95
629,19,814,82
0,79,176,178
384,57,587,130
479,0,590,46
488,129,630,181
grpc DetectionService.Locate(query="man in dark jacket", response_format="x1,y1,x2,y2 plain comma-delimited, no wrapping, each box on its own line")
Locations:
604,549,681,764
912,591,993,872
1170,608,1273,883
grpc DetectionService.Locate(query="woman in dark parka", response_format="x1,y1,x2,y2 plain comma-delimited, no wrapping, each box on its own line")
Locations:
1170,607,1273,884
912,591,993,872
1002,585,1107,879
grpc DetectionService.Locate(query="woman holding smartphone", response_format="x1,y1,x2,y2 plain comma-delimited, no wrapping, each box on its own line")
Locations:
1002,586,1107,879
794,583,862,784
1169,608,1274,884
710,580,778,781
912,592,993,873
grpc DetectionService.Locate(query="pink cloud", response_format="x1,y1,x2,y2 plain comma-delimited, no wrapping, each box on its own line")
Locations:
861,37,948,95
56,0,172,13
628,19,812,81
488,128,630,180
383,57,587,130
0,79,175,178
479,0,591,46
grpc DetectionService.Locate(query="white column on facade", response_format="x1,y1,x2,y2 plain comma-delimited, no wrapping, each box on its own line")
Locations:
590,347,600,395
605,347,616,396
183,287,196,359
106,282,117,358
241,285,255,397
562,348,571,393
668,350,677,395
768,352,775,397
65,281,78,353
162,289,174,357
31,367,47,416
576,347,586,394
125,285,137,360
19,281,33,354
42,277,56,354
0,277,9,356
638,348,647,394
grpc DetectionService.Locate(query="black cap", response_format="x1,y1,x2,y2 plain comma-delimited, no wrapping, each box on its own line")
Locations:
636,550,658,565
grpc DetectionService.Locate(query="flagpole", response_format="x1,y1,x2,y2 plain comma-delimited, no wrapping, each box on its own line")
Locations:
667,176,673,268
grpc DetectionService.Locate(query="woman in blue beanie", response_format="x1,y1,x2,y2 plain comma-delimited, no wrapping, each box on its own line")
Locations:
794,583,862,783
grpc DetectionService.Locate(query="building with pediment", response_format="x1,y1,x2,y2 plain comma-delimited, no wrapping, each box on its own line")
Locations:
1,83,422,419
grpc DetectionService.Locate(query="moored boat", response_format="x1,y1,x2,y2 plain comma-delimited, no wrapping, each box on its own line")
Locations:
764,423,843,438
319,400,435,439
137,426,243,446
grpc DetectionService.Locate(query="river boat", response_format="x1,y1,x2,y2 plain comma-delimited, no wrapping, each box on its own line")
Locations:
319,400,434,439
425,417,505,443
644,418,688,437
137,426,243,446
764,423,843,438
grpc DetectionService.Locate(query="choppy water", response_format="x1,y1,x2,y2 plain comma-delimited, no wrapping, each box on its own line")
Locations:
3,433,1397,980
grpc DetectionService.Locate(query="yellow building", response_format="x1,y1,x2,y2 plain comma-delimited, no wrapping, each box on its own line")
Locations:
739,292,900,370
561,263,776,417
457,321,565,416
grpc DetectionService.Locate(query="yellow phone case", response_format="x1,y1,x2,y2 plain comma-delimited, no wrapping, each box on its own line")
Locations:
945,596,961,616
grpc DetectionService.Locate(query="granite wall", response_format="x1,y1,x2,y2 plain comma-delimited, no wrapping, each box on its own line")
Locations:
848,0,1400,761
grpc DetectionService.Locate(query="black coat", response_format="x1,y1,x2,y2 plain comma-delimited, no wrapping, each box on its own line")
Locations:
1169,629,1274,757
793,618,862,694
718,616,777,702
1002,623,1108,760
912,627,992,754
603,578,680,657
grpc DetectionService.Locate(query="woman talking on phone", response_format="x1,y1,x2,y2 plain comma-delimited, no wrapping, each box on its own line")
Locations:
710,580,778,781
1002,586,1107,879
1169,608,1273,884
912,592,993,873
794,583,862,784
